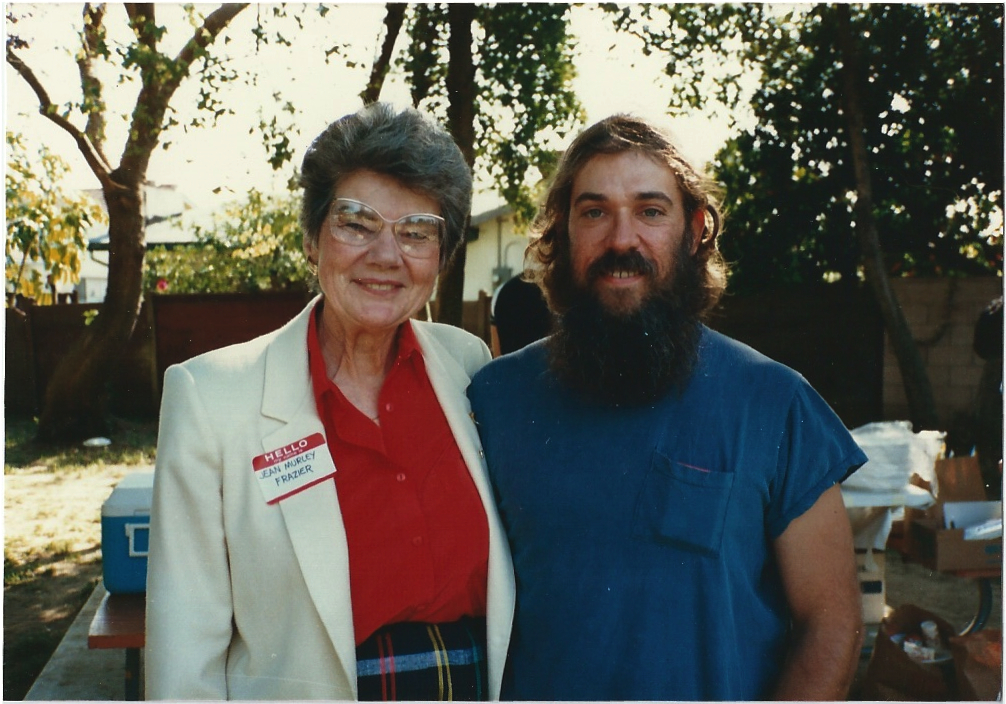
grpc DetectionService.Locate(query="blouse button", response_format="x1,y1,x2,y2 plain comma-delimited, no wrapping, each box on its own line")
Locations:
384,402,393,412
396,473,406,483
412,536,423,546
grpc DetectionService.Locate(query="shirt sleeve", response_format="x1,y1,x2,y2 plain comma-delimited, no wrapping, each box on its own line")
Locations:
145,364,233,699
765,378,868,539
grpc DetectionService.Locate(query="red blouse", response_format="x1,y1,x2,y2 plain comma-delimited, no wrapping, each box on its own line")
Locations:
307,308,489,645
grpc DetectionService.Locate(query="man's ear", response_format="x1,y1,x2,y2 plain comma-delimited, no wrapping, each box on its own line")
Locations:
689,209,706,255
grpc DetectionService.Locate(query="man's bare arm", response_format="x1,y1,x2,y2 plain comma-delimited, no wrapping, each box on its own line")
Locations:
771,484,863,700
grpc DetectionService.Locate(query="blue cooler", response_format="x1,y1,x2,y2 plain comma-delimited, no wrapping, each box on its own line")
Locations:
101,471,154,593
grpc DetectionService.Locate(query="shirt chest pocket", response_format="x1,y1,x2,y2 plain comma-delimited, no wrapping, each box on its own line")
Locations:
631,451,735,557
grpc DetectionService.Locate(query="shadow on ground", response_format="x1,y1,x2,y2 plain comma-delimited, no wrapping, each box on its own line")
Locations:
4,561,101,700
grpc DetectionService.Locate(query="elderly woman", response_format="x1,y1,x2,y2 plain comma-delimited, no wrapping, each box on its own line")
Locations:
145,104,514,700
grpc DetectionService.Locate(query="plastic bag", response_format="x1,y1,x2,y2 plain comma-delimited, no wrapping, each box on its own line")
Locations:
845,421,945,492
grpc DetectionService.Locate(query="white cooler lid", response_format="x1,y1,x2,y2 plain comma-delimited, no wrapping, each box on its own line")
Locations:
101,470,154,518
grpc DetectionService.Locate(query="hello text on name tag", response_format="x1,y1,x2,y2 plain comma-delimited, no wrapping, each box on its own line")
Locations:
253,433,336,505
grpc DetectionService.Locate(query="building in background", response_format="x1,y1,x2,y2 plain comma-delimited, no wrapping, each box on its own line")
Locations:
76,184,196,303
465,203,531,301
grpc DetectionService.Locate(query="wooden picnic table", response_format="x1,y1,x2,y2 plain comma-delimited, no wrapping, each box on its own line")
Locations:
87,591,144,700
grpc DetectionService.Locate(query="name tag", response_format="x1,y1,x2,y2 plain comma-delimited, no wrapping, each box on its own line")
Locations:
252,433,336,505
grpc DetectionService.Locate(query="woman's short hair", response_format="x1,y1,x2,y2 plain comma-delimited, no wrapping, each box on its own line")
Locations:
300,103,473,270
528,114,728,317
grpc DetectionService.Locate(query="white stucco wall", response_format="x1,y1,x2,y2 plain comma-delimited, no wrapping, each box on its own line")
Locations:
463,210,533,301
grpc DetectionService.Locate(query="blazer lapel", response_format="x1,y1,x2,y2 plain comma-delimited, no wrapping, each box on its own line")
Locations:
413,324,516,698
411,324,488,504
260,300,358,690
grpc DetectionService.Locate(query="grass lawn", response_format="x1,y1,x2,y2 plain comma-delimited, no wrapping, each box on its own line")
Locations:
3,416,158,700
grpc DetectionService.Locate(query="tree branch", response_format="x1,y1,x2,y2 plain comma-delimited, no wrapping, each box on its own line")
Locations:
835,3,939,429
361,3,407,104
120,3,248,178
78,3,109,166
125,3,157,51
174,3,248,68
6,46,114,185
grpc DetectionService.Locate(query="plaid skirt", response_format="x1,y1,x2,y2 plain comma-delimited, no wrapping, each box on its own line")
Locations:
356,616,488,701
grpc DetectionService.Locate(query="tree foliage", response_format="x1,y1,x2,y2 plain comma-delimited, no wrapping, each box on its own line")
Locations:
609,4,1003,294
143,189,311,295
609,3,1004,429
388,3,583,324
5,131,106,305
716,4,1003,293
394,4,586,207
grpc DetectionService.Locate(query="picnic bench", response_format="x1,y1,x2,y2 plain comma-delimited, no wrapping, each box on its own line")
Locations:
88,591,145,701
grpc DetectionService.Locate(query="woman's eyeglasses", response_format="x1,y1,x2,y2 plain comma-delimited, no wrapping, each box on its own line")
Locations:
328,198,444,259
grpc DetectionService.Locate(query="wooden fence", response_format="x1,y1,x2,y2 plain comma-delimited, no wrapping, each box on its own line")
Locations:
10,280,994,431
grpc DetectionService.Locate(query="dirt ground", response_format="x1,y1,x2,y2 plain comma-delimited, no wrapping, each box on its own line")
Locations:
3,461,1002,700
885,550,1002,633
4,463,136,700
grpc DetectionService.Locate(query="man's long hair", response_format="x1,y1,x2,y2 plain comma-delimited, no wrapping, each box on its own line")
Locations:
527,114,729,318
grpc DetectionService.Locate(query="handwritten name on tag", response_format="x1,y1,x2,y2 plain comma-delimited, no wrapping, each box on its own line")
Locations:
253,433,336,505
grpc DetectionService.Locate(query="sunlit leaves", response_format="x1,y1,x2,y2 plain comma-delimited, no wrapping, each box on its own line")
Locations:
397,3,584,224
474,3,584,223
627,4,1003,292
5,132,106,305
143,188,311,294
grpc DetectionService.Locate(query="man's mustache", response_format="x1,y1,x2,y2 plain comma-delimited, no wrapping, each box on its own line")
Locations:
585,250,656,282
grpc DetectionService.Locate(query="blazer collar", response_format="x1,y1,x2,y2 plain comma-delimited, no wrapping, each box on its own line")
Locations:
259,296,358,691
261,296,319,422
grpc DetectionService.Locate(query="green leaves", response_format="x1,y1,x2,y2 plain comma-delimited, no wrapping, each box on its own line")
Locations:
474,4,584,223
142,188,311,295
5,132,106,305
394,4,583,226
620,3,1004,292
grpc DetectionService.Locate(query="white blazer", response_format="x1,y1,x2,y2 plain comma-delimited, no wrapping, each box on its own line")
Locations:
145,299,515,700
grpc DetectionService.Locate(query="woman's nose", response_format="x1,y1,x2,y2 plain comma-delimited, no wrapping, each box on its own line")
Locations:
367,224,403,263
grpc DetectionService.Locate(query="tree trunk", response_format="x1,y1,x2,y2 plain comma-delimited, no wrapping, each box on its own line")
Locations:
361,3,407,105
26,3,247,443
435,2,477,328
36,174,146,442
835,4,940,430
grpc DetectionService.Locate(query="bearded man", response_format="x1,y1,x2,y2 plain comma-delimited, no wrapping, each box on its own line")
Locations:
468,115,867,701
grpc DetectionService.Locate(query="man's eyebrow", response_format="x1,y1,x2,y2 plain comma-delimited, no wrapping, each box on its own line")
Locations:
572,191,675,206
636,191,674,205
572,191,607,206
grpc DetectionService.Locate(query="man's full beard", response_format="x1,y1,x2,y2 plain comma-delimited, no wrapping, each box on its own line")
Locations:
546,245,703,407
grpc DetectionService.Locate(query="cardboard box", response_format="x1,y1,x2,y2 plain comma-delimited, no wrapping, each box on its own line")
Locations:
905,457,1002,572
909,517,1002,572
101,471,153,594
856,549,887,624
950,629,1003,700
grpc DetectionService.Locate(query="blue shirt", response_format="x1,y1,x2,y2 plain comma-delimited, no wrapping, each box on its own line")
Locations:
468,327,866,700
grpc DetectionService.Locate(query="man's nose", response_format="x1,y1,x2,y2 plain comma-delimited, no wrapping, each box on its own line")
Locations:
607,210,640,251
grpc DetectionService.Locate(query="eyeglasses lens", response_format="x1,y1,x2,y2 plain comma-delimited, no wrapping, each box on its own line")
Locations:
330,199,441,258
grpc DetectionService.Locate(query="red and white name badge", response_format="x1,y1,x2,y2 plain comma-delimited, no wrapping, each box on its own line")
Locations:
252,433,336,505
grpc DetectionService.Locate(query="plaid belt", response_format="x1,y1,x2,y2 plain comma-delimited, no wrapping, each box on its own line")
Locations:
356,616,488,701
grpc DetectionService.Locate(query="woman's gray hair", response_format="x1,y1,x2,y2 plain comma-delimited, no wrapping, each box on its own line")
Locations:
300,103,473,270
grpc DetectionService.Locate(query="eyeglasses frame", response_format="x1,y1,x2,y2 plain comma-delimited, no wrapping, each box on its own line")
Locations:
326,197,445,259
